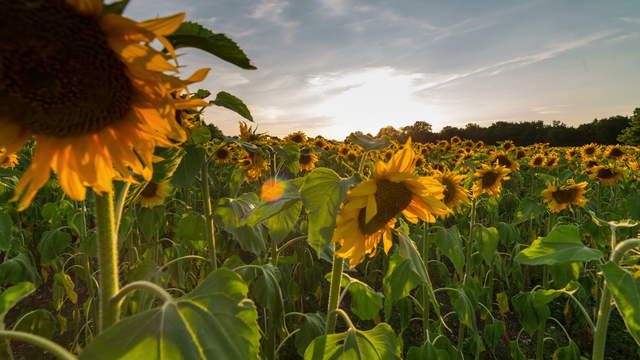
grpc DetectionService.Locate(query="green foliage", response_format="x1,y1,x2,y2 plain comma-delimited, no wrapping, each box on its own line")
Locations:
167,22,257,70
0,282,34,322
601,261,640,345
300,169,355,256
80,269,261,360
304,323,401,360
172,145,206,188
515,224,603,265
617,108,640,145
212,91,254,121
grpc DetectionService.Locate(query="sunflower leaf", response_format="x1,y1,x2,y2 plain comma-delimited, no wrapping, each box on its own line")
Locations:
601,261,640,345
304,323,401,360
167,22,257,70
515,224,603,265
102,0,130,15
80,269,261,360
212,91,254,121
300,169,355,257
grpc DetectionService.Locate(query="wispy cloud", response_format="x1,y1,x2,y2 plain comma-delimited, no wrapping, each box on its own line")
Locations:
415,29,620,91
620,17,640,24
249,0,298,28
318,0,351,16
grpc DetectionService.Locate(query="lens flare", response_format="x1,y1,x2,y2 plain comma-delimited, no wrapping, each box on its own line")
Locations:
260,177,286,201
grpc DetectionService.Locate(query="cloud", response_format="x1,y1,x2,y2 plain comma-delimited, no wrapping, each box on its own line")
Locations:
415,29,620,92
620,17,640,24
249,0,298,28
318,0,350,16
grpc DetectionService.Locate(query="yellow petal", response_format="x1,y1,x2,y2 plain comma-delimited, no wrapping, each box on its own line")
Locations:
66,0,102,16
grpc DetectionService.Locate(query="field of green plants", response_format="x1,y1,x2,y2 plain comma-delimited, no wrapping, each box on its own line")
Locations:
2,1,640,359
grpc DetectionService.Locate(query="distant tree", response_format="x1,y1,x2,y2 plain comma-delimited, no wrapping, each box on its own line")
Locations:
618,108,640,145
400,121,434,142
376,126,403,141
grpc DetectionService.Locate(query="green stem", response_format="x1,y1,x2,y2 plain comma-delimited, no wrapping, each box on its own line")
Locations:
0,330,77,360
111,280,173,306
592,238,640,360
325,253,345,334
95,192,120,332
535,266,549,360
201,160,217,270
421,221,431,343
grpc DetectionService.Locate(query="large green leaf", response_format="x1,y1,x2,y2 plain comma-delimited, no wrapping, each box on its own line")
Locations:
332,273,383,321
212,91,254,122
0,282,34,322
511,283,577,335
0,253,39,286
601,261,640,344
515,224,603,265
295,313,326,356
430,226,464,275
304,323,401,360
175,213,207,252
80,269,261,360
475,225,499,266
172,145,206,188
167,22,257,70
407,336,461,360
215,196,266,255
38,229,72,264
513,197,546,224
300,169,355,256
383,254,420,318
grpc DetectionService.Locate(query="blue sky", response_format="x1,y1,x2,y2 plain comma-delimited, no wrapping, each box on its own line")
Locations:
126,0,640,140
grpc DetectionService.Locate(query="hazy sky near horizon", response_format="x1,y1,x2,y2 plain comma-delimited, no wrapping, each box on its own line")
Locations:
127,0,640,139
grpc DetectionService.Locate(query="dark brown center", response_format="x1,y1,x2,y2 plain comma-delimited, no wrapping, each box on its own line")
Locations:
0,0,134,137
141,182,159,198
551,187,578,204
300,153,312,165
481,170,500,189
597,168,616,179
357,179,412,235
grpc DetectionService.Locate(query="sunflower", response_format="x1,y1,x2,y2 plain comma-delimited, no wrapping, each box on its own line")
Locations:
212,145,233,163
332,139,449,268
0,0,209,210
337,144,350,157
529,154,545,167
590,165,624,185
239,151,269,182
545,155,560,169
137,181,172,208
605,145,625,160
345,151,359,164
450,136,461,145
501,140,515,152
541,180,588,213
434,171,470,211
312,137,328,149
515,149,527,160
491,152,519,170
0,152,18,169
285,131,307,144
581,144,599,158
472,164,511,197
566,148,579,160
414,155,426,168
299,149,318,171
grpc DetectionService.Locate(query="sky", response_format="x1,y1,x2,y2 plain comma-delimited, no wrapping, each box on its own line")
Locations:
126,0,640,140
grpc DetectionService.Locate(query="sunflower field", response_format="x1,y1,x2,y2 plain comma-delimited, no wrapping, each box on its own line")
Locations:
1,1,640,360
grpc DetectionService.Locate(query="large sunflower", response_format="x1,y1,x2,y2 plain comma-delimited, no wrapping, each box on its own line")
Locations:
333,139,450,268
472,164,511,197
299,149,318,171
541,180,588,213
1,0,209,210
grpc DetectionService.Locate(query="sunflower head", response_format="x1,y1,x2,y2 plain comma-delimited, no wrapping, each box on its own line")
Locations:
333,138,449,268
545,155,559,169
435,170,470,211
581,144,599,158
605,146,625,160
472,164,511,197
591,165,624,185
137,181,172,208
213,145,233,163
491,152,519,170
299,149,318,171
1,0,210,210
450,136,461,144
285,131,307,144
541,179,588,213
0,149,18,169
501,140,515,152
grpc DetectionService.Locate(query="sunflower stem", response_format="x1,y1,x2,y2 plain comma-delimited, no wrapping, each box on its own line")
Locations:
95,192,120,332
592,238,640,360
421,221,431,343
326,253,345,334
0,330,76,360
201,159,218,270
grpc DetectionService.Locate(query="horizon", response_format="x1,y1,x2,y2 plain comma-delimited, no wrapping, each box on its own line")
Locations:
126,0,640,139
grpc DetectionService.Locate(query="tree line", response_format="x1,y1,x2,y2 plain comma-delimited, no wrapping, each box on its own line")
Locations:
363,107,640,146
